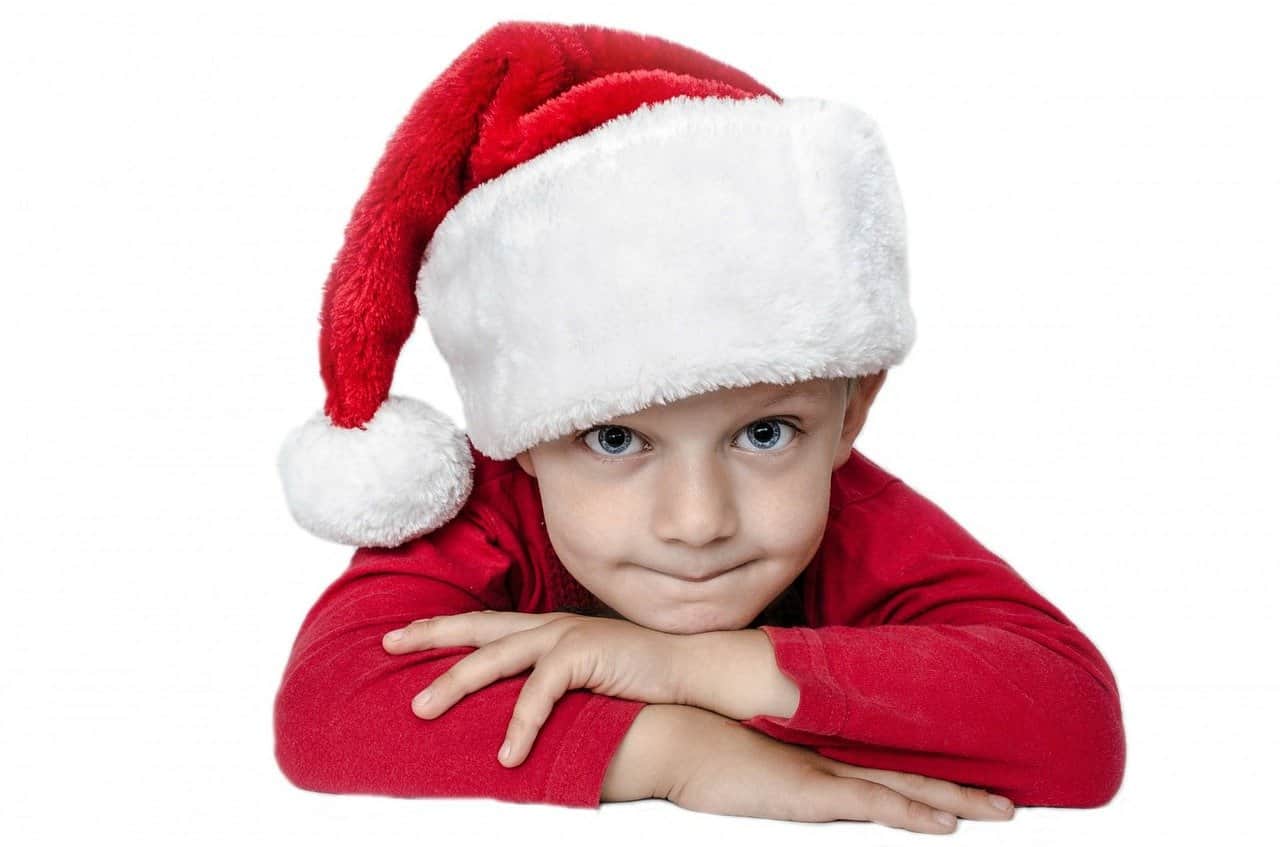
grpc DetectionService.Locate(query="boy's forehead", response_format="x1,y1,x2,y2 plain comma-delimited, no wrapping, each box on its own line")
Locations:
755,380,833,404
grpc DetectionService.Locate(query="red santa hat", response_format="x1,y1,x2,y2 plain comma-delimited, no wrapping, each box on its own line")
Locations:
278,20,916,548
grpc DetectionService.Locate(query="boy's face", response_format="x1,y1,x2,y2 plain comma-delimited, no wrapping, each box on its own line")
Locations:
514,372,887,635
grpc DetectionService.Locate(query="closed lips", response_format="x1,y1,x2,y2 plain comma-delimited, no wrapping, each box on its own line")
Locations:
661,559,753,582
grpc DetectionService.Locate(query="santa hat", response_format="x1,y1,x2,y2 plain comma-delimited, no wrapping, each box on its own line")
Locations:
278,20,916,548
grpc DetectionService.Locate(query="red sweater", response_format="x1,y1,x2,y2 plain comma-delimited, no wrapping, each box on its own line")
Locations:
273,446,1125,808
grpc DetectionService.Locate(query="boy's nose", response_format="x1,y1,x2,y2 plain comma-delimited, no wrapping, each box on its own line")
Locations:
651,459,739,550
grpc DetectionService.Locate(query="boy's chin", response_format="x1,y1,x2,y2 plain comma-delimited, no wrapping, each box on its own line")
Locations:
631,606,752,636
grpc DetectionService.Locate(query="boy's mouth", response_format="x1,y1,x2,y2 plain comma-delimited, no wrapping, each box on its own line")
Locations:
646,558,755,583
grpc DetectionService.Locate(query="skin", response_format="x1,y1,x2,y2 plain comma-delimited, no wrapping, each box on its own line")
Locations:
513,370,887,635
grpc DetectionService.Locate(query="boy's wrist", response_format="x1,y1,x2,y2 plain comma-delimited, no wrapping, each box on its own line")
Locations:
676,629,800,722
602,704,711,802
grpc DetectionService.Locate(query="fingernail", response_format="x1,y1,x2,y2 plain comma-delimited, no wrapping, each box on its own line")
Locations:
413,690,433,712
989,795,1013,812
934,811,956,828
499,741,512,763
385,630,403,643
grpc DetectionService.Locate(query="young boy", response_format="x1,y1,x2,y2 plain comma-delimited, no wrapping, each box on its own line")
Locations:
274,21,1125,832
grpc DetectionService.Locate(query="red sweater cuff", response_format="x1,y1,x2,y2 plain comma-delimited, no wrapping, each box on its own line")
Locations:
739,625,850,739
544,695,648,807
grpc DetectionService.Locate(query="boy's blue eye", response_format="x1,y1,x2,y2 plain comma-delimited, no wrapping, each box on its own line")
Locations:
575,419,802,461
738,419,796,452
578,425,641,459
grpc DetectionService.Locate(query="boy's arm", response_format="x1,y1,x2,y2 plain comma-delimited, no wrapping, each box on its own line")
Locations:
273,499,647,808
600,703,701,802
678,483,1126,810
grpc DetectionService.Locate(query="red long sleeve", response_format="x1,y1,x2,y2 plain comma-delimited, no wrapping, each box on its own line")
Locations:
738,459,1126,808
272,458,647,808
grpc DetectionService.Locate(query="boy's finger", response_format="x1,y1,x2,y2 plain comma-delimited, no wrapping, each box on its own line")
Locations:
819,760,1015,821
810,773,958,834
499,656,574,767
385,611,565,652
412,627,555,718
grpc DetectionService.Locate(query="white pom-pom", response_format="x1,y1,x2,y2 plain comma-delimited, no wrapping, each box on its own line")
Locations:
277,395,475,547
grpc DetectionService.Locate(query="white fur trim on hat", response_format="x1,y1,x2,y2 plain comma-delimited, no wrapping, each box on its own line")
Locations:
277,395,474,547
419,94,915,460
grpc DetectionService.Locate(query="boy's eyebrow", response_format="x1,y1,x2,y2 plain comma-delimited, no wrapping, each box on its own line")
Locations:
758,384,829,407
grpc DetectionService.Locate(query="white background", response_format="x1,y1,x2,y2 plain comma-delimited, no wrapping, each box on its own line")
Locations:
3,0,1276,843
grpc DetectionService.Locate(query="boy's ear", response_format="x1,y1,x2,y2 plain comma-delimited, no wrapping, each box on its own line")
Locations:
514,450,536,478
832,370,888,470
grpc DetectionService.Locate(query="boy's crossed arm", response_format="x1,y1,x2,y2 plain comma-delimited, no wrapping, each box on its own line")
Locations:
378,556,1122,812
683,612,1125,809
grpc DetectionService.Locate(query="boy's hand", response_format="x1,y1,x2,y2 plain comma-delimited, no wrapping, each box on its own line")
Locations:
381,611,685,767
666,707,1016,833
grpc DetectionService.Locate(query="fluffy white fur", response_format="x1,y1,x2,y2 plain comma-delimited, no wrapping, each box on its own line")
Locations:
277,395,474,547
418,94,916,460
